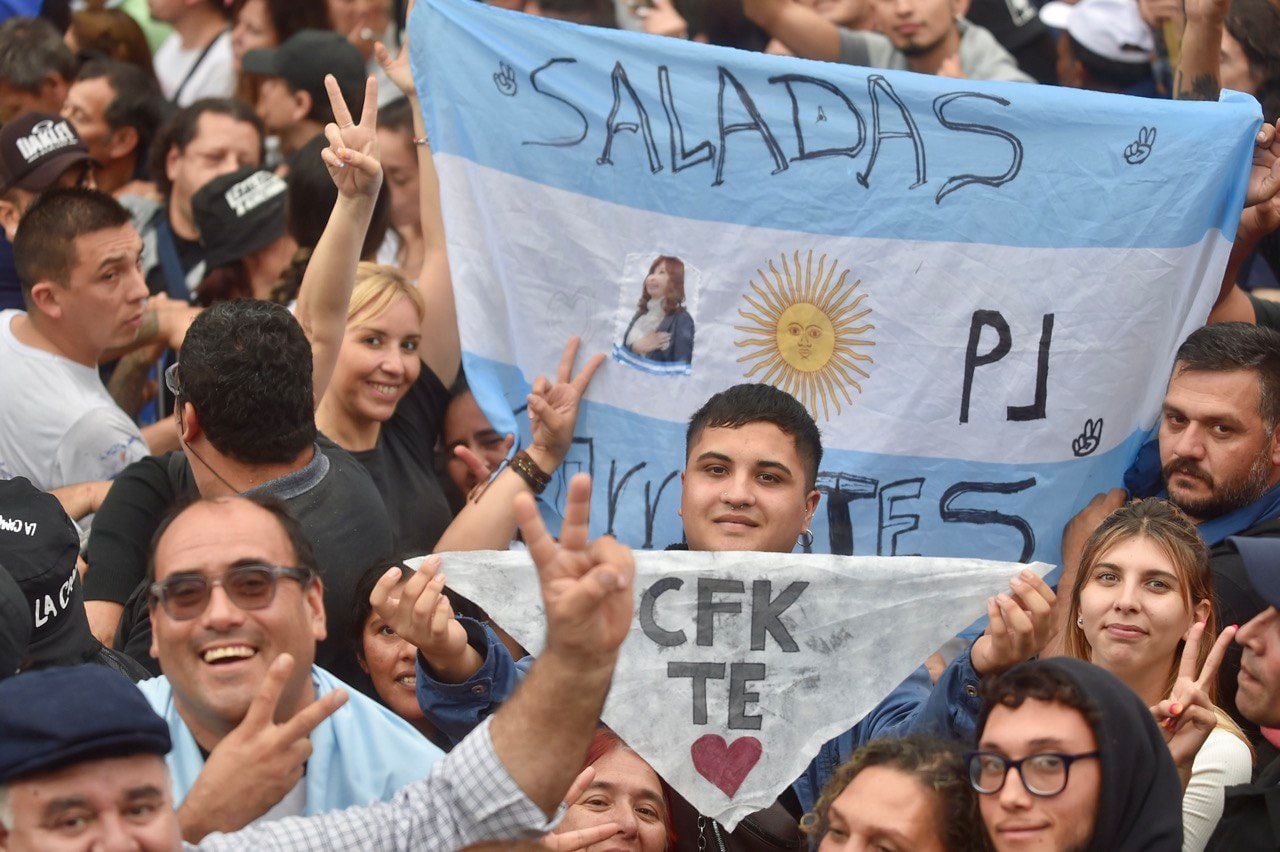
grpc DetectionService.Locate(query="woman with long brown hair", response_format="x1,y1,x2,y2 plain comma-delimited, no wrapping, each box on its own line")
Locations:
1061,498,1252,851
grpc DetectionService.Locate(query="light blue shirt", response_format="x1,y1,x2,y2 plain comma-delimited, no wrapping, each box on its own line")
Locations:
138,665,443,817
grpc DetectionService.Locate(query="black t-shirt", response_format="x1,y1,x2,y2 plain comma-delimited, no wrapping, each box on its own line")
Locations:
1211,519,1280,765
1208,755,1280,849
145,217,205,297
344,365,453,559
1249,293,1280,332
86,439,395,692
965,0,1048,52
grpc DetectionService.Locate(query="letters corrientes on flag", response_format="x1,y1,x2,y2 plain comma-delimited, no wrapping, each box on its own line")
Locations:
418,551,1052,829
410,0,1260,564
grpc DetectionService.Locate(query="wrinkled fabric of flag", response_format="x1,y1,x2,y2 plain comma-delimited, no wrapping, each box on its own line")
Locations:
421,550,1051,829
410,0,1260,564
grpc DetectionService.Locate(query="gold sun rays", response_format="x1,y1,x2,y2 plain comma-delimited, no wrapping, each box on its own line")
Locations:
733,250,875,421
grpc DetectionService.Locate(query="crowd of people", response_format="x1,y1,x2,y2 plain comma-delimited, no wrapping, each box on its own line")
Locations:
0,0,1279,850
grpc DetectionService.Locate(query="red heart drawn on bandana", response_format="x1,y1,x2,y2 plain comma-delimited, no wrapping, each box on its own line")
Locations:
690,734,763,798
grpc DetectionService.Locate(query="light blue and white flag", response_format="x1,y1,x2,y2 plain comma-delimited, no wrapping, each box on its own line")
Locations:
410,0,1260,564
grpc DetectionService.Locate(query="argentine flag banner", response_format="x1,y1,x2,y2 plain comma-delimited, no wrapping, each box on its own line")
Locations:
410,0,1260,565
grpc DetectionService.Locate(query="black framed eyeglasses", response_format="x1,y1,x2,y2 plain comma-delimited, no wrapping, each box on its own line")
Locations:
965,751,1100,797
164,361,181,396
149,563,314,621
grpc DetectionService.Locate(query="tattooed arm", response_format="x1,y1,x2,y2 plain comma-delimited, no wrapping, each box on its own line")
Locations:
1173,0,1228,101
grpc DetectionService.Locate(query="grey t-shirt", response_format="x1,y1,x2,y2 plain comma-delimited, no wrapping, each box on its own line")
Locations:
92,439,394,693
837,19,1034,83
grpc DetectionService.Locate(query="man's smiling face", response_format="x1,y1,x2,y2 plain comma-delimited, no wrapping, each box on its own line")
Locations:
680,421,819,554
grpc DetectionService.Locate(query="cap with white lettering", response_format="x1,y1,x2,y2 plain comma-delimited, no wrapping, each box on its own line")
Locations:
0,113,91,195
0,477,97,667
192,166,288,271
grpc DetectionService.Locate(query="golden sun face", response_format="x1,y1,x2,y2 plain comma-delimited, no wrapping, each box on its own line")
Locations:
734,251,874,421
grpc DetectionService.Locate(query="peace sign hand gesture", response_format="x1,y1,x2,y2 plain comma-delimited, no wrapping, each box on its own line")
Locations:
321,74,382,201
175,654,347,841
515,474,635,671
528,336,605,469
1150,621,1237,789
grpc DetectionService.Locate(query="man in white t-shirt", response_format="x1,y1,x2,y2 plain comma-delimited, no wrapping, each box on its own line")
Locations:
149,0,236,107
0,188,192,490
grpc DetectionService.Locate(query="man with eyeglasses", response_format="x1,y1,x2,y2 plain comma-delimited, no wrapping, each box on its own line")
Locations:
969,657,1184,850
0,476,637,849
136,492,442,843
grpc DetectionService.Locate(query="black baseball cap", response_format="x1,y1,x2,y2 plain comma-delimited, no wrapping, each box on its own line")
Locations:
1230,536,1280,610
0,564,32,682
242,30,366,122
0,665,171,783
0,477,97,667
192,166,288,270
0,113,91,194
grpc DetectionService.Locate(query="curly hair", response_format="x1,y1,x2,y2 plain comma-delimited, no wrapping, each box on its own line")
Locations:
800,735,990,852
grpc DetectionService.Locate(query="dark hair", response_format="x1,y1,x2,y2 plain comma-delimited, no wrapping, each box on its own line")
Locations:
14,188,130,295
194,259,254,306
801,736,990,852
535,0,618,27
350,561,416,658
686,383,823,489
271,133,390,304
146,493,319,587
69,11,157,80
178,299,317,464
0,17,75,92
1227,0,1280,122
1173,322,1280,430
378,97,415,137
1066,34,1153,89
149,98,265,198
229,0,332,43
978,662,1103,739
75,59,164,175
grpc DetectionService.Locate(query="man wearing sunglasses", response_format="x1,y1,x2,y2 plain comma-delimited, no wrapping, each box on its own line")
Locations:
137,492,442,843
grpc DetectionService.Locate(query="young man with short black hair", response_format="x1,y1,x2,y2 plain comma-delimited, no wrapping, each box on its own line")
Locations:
0,188,190,490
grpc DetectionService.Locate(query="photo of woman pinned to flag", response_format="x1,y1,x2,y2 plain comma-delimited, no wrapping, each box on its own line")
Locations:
621,255,695,367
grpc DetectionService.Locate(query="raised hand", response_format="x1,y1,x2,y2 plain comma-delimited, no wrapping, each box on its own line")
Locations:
541,767,621,850
1151,622,1237,787
455,434,516,501
970,569,1057,676
1062,489,1127,573
176,654,347,841
369,558,481,682
321,74,382,201
1246,123,1280,208
635,0,689,38
515,474,635,668
527,337,605,468
373,0,416,99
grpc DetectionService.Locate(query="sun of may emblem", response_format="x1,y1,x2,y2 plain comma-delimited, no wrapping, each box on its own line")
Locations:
734,250,875,421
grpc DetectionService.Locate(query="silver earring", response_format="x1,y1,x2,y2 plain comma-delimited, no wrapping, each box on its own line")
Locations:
798,529,814,549
1076,616,1084,627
